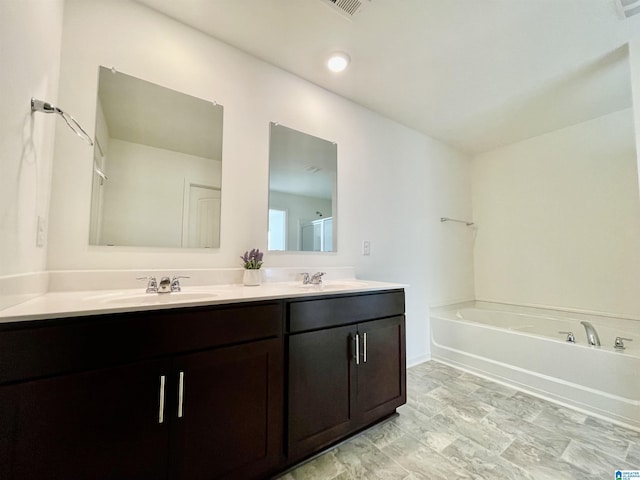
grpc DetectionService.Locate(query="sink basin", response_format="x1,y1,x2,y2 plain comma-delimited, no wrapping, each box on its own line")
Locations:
86,290,220,306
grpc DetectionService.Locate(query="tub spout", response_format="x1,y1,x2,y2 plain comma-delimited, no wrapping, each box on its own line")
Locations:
580,321,601,346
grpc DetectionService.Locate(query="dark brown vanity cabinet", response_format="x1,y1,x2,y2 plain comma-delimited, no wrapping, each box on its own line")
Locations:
169,337,282,480
0,289,406,479
0,301,283,480
0,358,171,480
286,290,406,461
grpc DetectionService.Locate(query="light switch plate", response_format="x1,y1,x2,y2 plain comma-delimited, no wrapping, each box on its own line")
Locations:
362,240,371,256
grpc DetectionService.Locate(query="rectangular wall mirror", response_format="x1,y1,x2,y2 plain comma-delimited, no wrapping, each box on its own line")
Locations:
89,66,223,248
268,123,337,252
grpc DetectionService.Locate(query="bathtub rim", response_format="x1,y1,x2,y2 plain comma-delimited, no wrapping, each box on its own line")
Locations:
432,300,640,353
431,299,640,324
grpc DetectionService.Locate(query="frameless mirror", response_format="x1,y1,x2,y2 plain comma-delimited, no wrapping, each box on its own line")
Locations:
89,66,223,248
268,123,337,252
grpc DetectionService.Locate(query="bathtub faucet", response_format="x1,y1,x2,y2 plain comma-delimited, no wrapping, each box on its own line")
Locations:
580,321,601,346
558,331,575,343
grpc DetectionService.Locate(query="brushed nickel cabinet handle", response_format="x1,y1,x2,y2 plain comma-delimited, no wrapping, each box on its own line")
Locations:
178,371,185,418
363,332,367,363
354,334,360,365
158,375,166,424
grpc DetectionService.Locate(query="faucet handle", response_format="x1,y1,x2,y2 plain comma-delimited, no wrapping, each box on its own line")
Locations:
300,272,310,284
310,272,326,285
558,331,575,343
137,276,158,293
171,275,190,292
614,337,632,350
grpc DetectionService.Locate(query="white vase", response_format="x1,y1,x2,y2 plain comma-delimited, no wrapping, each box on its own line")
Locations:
243,269,262,286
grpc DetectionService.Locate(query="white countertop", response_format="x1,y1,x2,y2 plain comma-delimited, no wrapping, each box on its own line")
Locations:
0,280,405,324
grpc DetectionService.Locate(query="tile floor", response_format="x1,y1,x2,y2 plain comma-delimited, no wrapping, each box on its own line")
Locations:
278,360,640,480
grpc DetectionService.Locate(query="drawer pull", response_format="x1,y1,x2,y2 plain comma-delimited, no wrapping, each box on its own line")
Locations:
158,375,166,424
178,371,185,418
363,332,367,363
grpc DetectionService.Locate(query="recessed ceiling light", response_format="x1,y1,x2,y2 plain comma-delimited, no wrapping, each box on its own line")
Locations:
327,52,350,73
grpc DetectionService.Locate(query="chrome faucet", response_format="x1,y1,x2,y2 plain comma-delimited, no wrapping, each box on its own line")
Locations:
580,321,601,346
170,276,190,292
614,337,632,351
137,276,158,293
558,331,575,343
301,272,326,285
137,275,190,293
158,276,172,293
309,272,326,285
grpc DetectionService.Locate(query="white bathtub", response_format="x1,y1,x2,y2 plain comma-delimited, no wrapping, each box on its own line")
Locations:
430,302,640,430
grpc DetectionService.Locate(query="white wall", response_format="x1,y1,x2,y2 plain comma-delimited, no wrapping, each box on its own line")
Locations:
631,36,640,191
43,0,474,364
347,125,475,362
0,0,64,307
0,0,64,276
473,108,640,319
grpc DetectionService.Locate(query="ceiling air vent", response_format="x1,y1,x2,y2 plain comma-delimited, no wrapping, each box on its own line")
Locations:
616,0,640,18
320,0,371,19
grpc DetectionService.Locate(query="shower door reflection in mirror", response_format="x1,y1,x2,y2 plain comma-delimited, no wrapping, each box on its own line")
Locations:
268,123,337,252
89,66,223,248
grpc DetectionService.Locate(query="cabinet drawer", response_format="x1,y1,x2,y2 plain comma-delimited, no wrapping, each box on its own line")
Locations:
287,290,404,333
0,301,283,384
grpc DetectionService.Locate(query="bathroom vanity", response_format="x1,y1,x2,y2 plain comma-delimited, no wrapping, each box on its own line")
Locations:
287,292,405,462
0,285,405,480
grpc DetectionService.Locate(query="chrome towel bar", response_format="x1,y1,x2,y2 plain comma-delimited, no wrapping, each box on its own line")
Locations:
440,217,474,226
31,98,93,146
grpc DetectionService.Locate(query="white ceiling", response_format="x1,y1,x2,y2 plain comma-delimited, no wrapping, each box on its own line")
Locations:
135,0,639,154
98,66,223,160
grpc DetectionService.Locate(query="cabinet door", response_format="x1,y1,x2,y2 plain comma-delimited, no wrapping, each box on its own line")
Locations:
0,359,170,480
170,337,283,480
357,316,406,425
287,324,357,461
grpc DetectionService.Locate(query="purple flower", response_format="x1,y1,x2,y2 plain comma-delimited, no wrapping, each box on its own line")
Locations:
240,248,264,269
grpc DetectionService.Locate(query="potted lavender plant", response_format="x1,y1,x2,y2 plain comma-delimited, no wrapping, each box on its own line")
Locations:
240,248,264,286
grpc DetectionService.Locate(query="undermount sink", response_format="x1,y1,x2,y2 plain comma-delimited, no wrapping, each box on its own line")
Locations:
86,290,220,306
